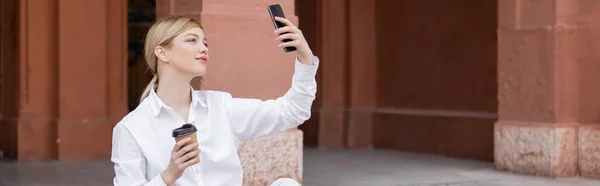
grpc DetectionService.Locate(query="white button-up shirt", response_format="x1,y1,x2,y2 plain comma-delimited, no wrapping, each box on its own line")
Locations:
111,57,319,186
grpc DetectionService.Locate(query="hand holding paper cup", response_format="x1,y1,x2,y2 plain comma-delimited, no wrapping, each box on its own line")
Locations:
171,124,200,164
161,124,201,185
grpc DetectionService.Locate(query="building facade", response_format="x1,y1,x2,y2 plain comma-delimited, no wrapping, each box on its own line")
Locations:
1,0,599,181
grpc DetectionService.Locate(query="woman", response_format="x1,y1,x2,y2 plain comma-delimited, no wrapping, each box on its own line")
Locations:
111,15,318,186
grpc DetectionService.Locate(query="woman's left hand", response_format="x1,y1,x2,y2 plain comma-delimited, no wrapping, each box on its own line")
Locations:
274,16,314,65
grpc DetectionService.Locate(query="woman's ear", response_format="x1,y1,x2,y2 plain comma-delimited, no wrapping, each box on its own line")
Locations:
154,46,169,62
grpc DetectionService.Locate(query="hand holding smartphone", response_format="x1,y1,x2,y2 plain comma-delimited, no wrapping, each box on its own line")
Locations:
267,4,297,52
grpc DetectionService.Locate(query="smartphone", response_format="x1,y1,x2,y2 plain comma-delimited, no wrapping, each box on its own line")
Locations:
267,4,296,52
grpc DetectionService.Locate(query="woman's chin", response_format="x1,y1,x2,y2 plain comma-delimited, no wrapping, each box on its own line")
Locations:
192,70,206,77
184,67,206,77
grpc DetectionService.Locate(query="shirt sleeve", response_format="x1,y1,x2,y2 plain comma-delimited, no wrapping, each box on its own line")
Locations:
225,56,319,141
112,124,167,186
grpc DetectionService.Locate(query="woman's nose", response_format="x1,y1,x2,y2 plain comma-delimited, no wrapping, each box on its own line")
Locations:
199,45,208,53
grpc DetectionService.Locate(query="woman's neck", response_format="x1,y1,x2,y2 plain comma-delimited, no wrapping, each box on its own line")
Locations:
156,75,192,112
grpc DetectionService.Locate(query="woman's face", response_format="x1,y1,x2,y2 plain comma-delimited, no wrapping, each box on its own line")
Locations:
162,27,209,77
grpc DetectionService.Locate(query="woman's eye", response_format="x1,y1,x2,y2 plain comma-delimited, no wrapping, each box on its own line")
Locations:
188,39,196,43
204,43,208,47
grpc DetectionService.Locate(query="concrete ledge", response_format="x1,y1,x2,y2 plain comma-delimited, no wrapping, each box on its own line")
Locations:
494,121,578,177
580,125,600,179
238,128,303,186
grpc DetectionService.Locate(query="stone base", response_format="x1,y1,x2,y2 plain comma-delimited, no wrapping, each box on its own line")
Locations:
238,128,303,186
494,121,578,177
580,125,600,179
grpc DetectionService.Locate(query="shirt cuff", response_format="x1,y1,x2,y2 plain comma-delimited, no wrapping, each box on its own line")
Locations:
293,55,319,81
149,173,168,186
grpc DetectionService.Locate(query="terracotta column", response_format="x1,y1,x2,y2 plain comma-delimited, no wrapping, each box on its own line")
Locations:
316,0,376,149
2,0,128,160
55,0,127,160
9,0,60,160
295,0,321,147
572,1,600,179
317,0,348,148
157,0,303,184
346,0,376,148
495,0,600,178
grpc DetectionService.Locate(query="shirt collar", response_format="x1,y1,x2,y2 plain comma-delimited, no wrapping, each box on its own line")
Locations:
148,84,207,117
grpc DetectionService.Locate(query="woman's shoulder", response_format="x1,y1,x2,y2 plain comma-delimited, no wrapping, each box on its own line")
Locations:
114,100,154,130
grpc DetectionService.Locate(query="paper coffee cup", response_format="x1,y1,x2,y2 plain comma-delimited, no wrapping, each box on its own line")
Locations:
172,123,200,164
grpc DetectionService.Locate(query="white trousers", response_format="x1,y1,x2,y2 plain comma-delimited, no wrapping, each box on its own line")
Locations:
269,178,301,186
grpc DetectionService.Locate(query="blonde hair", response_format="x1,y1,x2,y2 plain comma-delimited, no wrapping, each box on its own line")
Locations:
139,15,203,103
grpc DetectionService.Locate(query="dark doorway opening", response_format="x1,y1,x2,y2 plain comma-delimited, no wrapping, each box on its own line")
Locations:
0,0,17,160
127,0,156,111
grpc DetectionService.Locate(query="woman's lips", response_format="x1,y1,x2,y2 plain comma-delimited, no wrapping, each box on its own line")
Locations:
196,56,208,63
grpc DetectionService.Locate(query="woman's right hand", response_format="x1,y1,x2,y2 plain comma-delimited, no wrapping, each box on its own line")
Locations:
161,138,200,185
